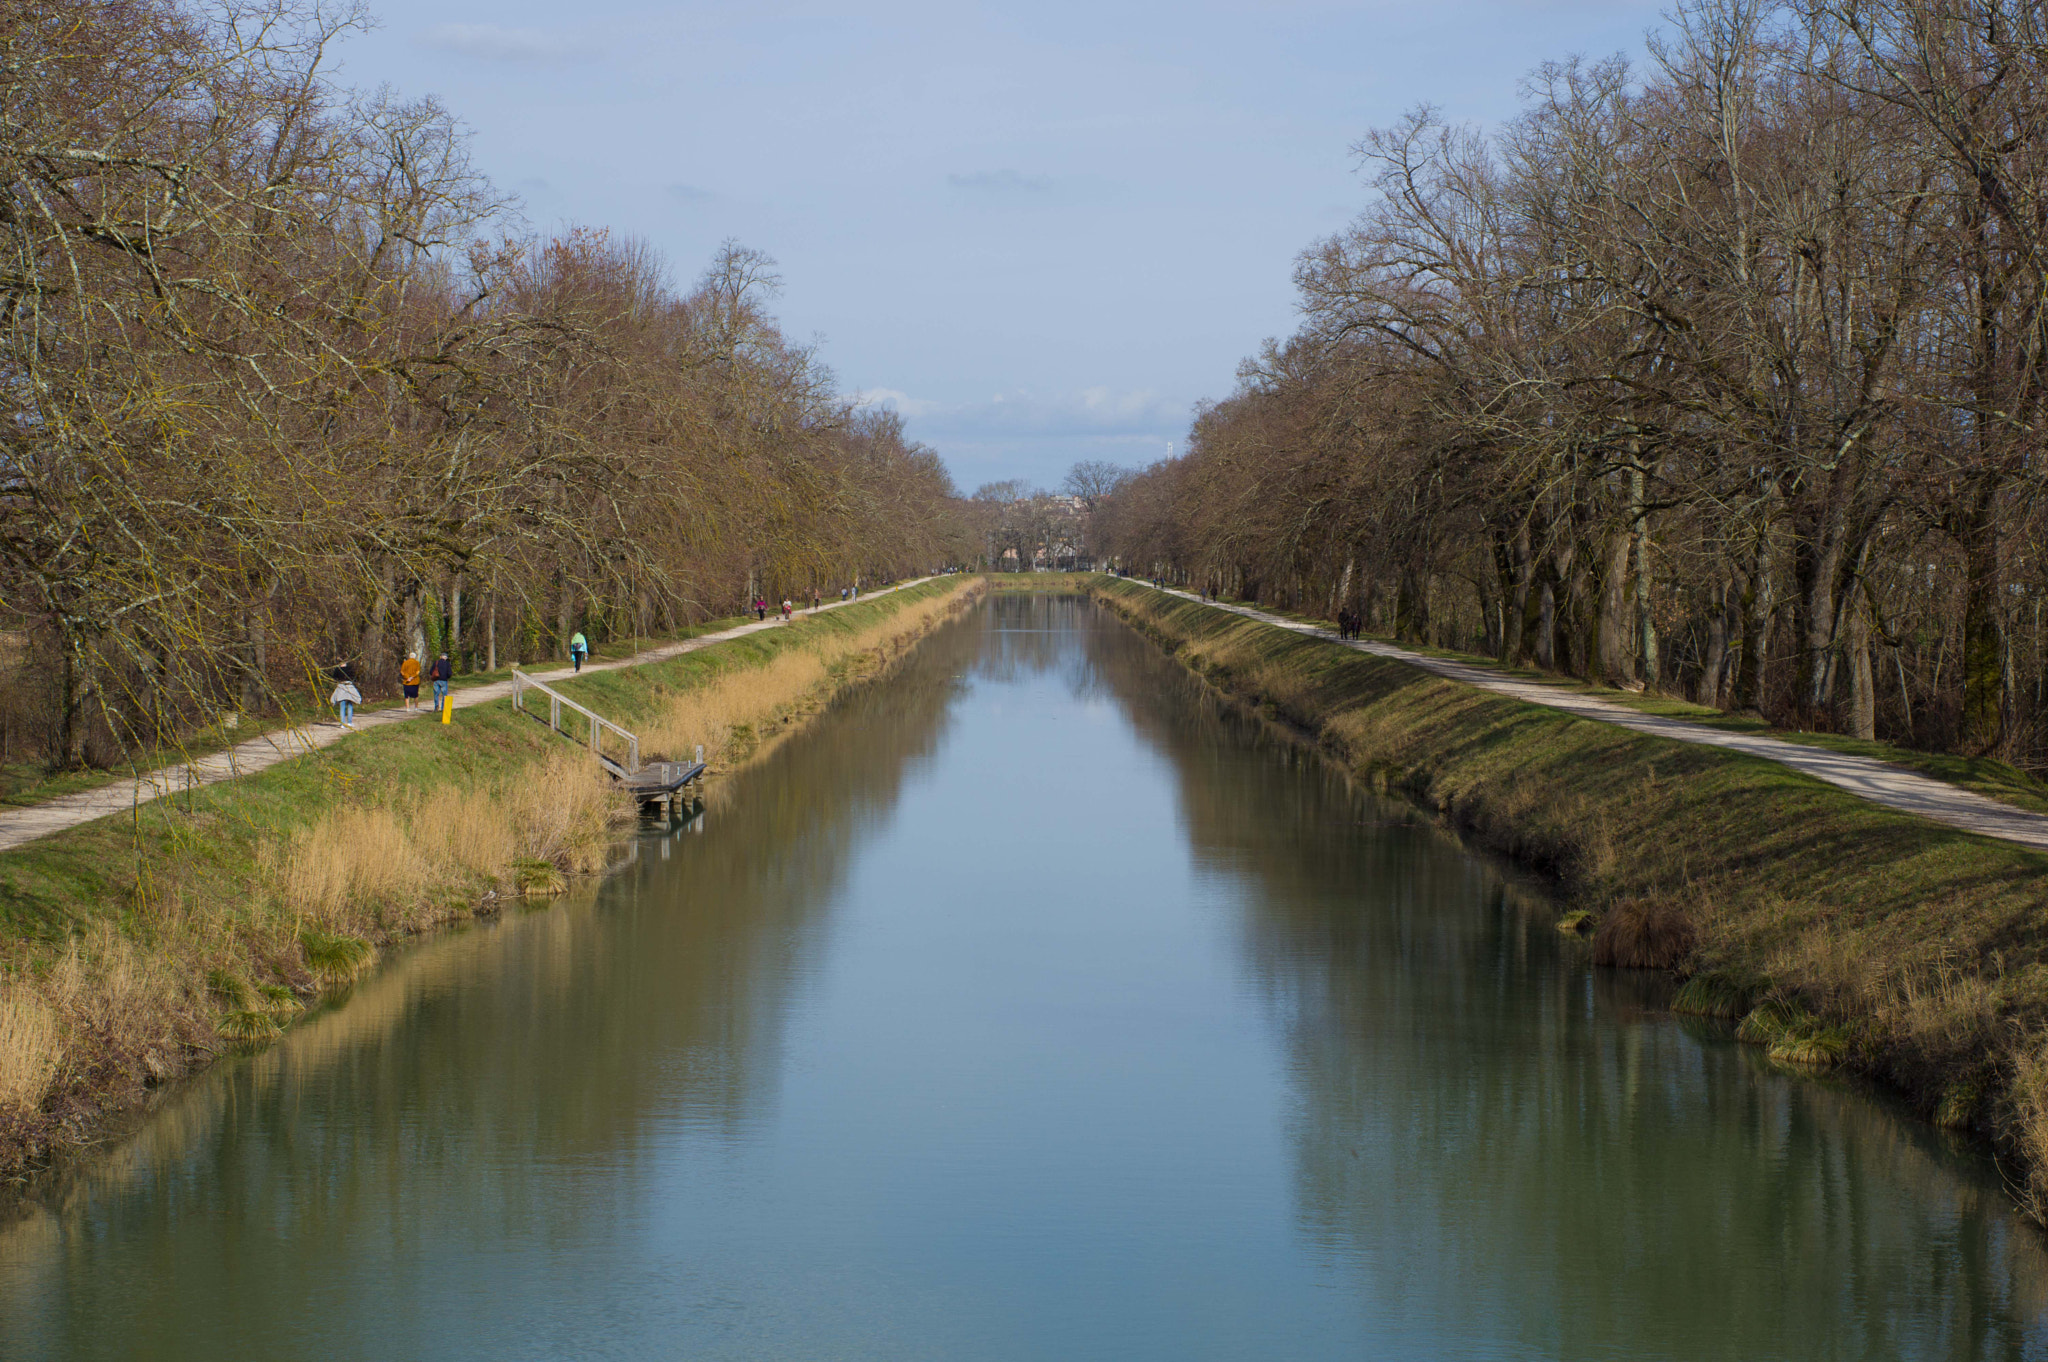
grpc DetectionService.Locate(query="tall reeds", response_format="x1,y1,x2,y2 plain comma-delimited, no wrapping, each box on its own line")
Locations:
0,991,57,1116
271,749,624,938
639,585,980,772
0,579,978,1166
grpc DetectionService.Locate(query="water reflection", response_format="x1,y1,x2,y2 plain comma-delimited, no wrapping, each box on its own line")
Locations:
1086,600,2048,1359
0,595,2042,1360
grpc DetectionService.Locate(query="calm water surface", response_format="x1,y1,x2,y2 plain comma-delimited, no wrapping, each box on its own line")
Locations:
3,596,2045,1359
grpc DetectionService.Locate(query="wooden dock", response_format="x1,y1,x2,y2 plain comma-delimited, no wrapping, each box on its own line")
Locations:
510,670,706,811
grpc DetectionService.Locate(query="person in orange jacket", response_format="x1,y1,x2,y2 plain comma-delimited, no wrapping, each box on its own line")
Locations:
399,653,422,710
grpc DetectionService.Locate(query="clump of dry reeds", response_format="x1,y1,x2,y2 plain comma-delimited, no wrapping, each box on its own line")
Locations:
0,990,58,1116
1591,898,1697,970
1671,971,1755,1020
270,749,623,938
0,583,978,1154
641,584,980,772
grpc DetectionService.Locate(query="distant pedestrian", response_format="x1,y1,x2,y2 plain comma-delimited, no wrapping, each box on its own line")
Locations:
570,630,588,673
840,587,848,602
430,652,452,708
781,598,793,621
328,661,361,729
399,653,422,710
812,589,821,611
755,597,767,621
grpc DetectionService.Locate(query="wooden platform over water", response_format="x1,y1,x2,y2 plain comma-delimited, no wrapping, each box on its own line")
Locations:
511,669,707,805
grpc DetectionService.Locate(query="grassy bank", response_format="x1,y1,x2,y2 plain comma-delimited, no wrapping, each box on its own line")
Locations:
0,576,980,1179
1087,578,2048,1217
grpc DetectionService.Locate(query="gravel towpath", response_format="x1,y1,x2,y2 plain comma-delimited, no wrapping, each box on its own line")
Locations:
1140,582,2048,855
0,580,937,854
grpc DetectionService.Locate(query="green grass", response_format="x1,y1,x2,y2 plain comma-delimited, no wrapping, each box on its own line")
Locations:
1089,576,2048,1205
0,581,962,950
0,577,972,1180
1121,580,2048,816
0,612,761,814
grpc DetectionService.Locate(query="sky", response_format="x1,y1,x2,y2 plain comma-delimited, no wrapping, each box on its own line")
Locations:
332,1,1661,493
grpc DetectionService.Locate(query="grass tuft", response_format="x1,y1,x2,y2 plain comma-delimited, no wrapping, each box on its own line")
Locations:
298,929,376,987
513,859,567,896
216,1009,282,1044
1735,999,1802,1046
1770,1025,1848,1068
1555,908,1596,936
205,968,254,1010
1591,897,1697,970
1672,971,1756,1020
1936,1079,1984,1129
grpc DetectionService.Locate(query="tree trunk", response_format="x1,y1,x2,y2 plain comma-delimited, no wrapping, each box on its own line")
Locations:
1701,582,1729,709
240,605,264,713
1845,588,1876,740
1960,501,2008,755
1507,523,1533,665
1632,469,1657,687
405,587,424,663
1734,530,1776,714
449,576,464,672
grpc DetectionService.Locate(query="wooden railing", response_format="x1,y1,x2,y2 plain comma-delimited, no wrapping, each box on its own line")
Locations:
510,670,639,777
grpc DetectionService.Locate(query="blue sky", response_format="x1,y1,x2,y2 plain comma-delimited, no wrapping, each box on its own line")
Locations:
335,1,1657,492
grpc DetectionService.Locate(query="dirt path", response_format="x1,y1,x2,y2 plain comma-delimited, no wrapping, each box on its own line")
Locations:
0,581,939,854
1141,582,2048,855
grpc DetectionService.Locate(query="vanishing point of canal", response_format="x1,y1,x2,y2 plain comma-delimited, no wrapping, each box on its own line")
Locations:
2,595,2044,1359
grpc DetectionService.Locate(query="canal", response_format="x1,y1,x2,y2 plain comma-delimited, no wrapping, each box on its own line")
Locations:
2,593,2043,1359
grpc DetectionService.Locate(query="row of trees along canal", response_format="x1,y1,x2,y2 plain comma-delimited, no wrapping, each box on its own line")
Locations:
0,0,976,774
1094,0,2048,770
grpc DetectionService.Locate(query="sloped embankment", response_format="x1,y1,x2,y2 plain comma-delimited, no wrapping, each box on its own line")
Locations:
1090,577,2048,1216
0,576,982,1180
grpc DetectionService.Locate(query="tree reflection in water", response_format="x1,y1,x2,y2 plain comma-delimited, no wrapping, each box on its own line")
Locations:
1085,593,2048,1360
2,594,2043,1361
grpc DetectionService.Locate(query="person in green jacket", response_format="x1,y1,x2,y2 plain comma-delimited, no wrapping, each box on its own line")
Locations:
570,631,589,673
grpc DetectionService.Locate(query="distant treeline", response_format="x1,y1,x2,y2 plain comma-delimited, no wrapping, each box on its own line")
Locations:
1097,1,2048,767
1,0,971,769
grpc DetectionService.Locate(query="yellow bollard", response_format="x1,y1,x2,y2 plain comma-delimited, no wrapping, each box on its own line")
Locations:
441,693,453,724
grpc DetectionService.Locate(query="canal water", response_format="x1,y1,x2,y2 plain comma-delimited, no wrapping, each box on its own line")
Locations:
2,595,2044,1359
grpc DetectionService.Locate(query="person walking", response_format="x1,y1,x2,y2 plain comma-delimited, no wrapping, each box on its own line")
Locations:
569,630,589,673
430,652,453,710
780,598,793,622
328,661,362,729
399,653,422,710
755,597,767,622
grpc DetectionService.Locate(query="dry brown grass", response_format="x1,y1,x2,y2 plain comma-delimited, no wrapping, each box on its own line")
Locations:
0,990,57,1115
0,578,977,1177
642,584,980,773
1097,578,2048,1217
272,750,622,937
1592,897,1699,969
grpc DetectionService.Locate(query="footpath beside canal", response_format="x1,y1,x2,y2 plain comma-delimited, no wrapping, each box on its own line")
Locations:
0,578,940,856
1087,575,2048,1219
0,577,981,1181
1130,581,2048,852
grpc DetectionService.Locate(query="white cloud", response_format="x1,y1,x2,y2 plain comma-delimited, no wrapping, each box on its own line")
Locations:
953,387,1183,436
420,24,599,63
946,169,1054,194
853,387,941,418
